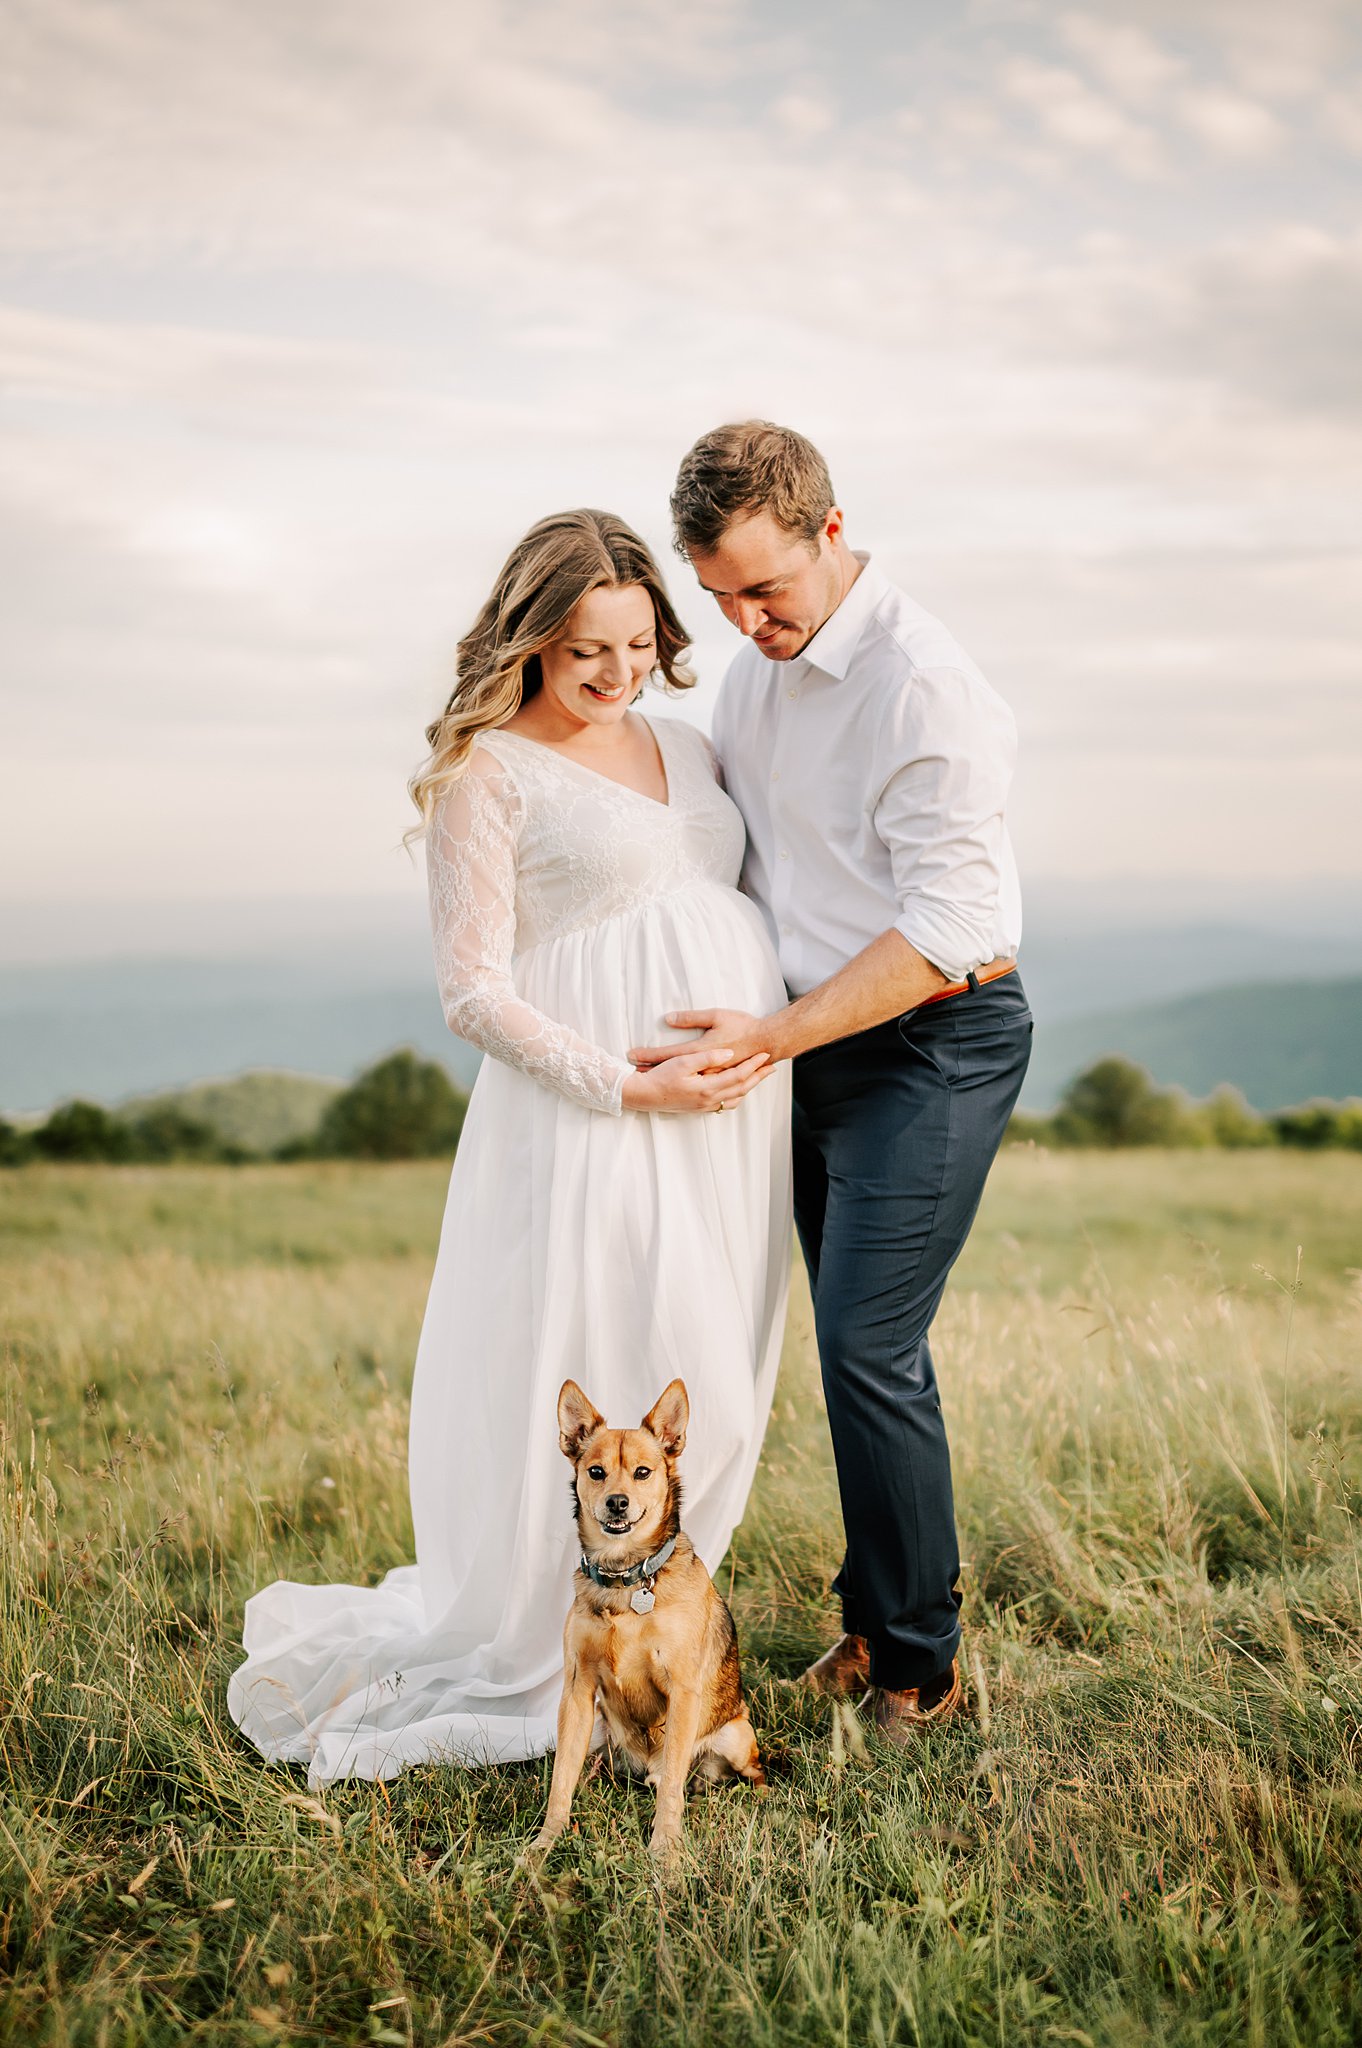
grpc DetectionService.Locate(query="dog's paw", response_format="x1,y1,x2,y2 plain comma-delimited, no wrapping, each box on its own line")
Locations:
516,1829,560,1869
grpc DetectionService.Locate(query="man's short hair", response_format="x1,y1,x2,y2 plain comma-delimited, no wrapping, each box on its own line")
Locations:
670,420,835,557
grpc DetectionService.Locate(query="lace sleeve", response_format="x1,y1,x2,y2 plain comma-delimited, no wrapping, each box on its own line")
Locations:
425,750,630,1114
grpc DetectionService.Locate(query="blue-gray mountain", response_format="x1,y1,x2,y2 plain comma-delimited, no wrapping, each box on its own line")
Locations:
3,936,1360,1118
0,961,480,1115
1022,977,1362,1113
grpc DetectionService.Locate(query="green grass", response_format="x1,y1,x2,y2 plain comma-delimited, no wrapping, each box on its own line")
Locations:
3,1151,1362,2045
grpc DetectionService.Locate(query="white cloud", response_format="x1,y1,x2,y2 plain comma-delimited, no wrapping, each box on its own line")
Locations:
1,0,1359,928
1057,14,1184,101
999,56,1165,178
1191,0,1356,102
0,304,402,440
1095,0,1357,102
1178,84,1285,157
1320,81,1362,154
771,93,834,139
1131,227,1362,417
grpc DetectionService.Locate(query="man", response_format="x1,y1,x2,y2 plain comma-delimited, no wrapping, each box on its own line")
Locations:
630,420,1031,1742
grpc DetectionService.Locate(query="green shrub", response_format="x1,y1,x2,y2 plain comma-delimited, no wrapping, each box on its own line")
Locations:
1196,1084,1272,1149
30,1100,131,1162
1002,1111,1053,1146
123,1106,226,1162
311,1048,467,1160
0,1118,33,1166
1010,1065,1362,1151
1272,1098,1362,1149
1051,1056,1198,1147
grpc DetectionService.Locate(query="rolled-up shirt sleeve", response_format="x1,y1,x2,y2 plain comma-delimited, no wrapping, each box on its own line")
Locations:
872,666,1017,984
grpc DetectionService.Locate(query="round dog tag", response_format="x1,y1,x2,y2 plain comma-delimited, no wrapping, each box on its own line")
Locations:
630,1586,655,1614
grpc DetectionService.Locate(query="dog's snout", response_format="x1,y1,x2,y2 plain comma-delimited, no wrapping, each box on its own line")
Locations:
605,1493,630,1517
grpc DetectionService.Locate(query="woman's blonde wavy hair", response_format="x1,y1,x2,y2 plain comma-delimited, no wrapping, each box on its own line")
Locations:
407,508,694,837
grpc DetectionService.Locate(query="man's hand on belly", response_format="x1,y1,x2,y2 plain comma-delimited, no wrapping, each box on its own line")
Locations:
629,932,954,1072
628,1009,771,1073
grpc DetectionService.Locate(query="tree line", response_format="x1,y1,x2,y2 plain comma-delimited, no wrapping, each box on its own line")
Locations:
2,1049,1360,1165
1006,1056,1362,1150
0,1051,466,1165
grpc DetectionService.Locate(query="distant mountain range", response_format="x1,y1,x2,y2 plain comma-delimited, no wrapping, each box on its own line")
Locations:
1023,976,1362,1111
0,960,482,1115
3,916,1361,1117
123,1070,344,1151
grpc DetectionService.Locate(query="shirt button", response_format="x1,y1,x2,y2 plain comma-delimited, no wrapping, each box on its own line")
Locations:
771,770,780,782
779,848,791,860
780,923,793,936
786,688,798,701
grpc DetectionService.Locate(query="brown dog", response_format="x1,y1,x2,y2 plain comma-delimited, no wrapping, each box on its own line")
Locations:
528,1377,766,1862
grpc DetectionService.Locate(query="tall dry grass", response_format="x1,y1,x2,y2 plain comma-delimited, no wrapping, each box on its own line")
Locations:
2,1152,1360,2044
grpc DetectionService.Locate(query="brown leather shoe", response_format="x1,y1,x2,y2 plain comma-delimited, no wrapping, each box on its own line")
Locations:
799,1632,872,1698
868,1660,964,1745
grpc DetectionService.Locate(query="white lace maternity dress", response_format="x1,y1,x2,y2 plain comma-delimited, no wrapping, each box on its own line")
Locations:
227,714,792,1786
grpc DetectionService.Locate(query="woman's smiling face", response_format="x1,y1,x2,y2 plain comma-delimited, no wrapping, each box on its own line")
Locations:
536,583,658,728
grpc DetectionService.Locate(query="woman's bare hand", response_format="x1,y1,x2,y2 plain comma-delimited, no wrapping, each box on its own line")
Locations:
621,1045,770,1115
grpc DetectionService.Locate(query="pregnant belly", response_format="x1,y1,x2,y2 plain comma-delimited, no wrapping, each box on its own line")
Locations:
515,881,785,1053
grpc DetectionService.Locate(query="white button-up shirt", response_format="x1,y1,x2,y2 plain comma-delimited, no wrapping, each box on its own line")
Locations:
711,554,1022,994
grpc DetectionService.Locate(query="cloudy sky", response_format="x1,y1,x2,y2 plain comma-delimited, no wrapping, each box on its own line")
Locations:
3,0,1359,961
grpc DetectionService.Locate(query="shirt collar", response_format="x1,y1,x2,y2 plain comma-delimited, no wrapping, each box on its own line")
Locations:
798,551,886,681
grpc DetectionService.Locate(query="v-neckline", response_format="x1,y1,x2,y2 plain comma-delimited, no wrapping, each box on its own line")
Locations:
489,714,673,810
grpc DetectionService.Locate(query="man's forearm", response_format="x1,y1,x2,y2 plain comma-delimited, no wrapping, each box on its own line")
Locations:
765,929,950,1062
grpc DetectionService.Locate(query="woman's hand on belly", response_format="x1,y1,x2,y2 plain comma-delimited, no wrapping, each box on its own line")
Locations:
621,1041,771,1115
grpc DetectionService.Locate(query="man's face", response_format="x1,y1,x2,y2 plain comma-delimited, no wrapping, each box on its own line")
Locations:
688,509,846,662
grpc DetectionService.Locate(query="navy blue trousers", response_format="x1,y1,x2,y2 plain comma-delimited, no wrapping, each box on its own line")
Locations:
791,971,1032,1690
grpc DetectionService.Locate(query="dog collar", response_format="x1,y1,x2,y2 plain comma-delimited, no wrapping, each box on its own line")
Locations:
579,1532,678,1591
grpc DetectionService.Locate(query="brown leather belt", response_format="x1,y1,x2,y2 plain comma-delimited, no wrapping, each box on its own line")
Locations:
916,956,1017,1010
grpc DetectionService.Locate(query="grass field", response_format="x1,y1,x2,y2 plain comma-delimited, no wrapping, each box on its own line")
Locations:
3,1150,1361,2046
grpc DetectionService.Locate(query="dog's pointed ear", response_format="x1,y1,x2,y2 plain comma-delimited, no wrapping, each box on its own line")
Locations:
642,1379,688,1458
558,1379,605,1461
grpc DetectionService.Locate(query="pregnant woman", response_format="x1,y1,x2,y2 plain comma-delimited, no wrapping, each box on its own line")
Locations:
228,510,791,1786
